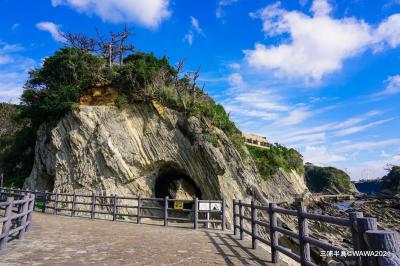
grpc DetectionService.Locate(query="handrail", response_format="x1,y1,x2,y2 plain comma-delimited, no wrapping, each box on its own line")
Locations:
0,187,226,232
233,199,400,266
0,191,35,250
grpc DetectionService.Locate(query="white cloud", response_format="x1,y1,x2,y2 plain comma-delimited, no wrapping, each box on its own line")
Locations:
0,42,35,103
334,118,394,136
51,0,170,28
225,87,290,112
310,0,332,17
374,14,400,48
281,110,382,139
224,104,279,121
373,75,400,97
346,155,400,180
183,32,194,45
216,0,238,18
11,23,20,30
245,0,400,82
0,55,12,65
184,16,204,45
282,132,326,144
303,145,346,165
0,83,25,101
36,22,65,42
337,138,400,152
276,105,313,126
228,73,244,87
190,16,204,35
228,63,241,70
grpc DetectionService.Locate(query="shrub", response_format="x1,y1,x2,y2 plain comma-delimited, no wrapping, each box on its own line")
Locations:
381,165,400,192
20,48,107,127
116,95,128,110
305,164,352,193
247,144,304,180
205,133,219,147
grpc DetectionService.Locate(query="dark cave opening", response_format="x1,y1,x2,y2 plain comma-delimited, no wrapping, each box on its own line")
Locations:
154,165,202,209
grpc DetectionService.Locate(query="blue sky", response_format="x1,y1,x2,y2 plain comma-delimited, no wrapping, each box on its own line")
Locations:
1,0,400,180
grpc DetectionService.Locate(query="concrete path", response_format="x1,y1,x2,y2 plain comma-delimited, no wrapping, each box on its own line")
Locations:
0,213,289,266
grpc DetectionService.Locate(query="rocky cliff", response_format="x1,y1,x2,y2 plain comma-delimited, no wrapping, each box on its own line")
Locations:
24,103,308,226
380,165,400,197
0,103,35,187
305,163,357,194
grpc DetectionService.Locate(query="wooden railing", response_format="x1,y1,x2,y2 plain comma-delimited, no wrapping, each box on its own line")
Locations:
0,187,225,231
233,199,400,266
0,192,35,250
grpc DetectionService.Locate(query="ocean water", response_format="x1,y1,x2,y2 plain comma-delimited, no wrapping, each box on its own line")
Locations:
334,200,365,211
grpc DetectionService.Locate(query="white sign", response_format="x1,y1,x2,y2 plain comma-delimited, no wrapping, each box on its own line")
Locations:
210,203,221,211
198,202,222,211
199,202,210,211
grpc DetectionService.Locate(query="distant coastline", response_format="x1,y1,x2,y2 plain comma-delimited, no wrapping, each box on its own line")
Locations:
352,178,382,195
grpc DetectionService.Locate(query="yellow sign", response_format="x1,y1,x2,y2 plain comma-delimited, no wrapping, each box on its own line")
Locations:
174,201,184,210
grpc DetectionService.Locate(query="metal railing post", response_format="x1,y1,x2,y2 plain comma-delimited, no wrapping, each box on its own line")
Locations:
194,197,198,229
18,194,29,239
297,201,310,265
33,190,37,211
251,199,257,249
0,197,13,250
222,198,226,231
239,200,244,240
54,192,58,215
164,196,168,227
26,194,35,232
71,192,76,217
269,202,279,263
137,195,141,224
357,217,377,265
365,230,400,266
91,192,96,219
349,212,363,265
43,191,48,213
112,194,118,221
233,199,237,235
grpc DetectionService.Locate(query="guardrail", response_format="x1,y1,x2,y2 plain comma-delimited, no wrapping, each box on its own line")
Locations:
233,199,400,266
0,192,35,250
0,187,225,231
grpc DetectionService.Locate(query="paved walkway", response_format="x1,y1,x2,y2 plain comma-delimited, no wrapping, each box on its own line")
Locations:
0,213,289,266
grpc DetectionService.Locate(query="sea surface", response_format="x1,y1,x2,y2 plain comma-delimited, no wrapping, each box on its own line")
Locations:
334,200,365,211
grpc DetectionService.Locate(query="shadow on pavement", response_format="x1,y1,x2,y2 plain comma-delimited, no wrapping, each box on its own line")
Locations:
205,231,274,265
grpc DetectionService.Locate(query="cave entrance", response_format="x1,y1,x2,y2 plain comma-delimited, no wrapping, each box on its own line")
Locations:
154,165,201,209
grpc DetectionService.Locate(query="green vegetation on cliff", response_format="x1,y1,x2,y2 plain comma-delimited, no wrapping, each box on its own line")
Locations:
0,104,35,188
381,165,400,193
20,47,243,146
1,30,303,186
247,144,304,180
305,163,353,194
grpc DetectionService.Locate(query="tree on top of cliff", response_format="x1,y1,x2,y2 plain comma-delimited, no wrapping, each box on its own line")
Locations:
381,165,400,193
304,164,354,194
247,143,304,180
20,48,106,127
19,29,243,149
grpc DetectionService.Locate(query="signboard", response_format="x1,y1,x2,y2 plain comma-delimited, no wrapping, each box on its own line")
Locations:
199,202,210,211
199,202,222,211
174,201,184,210
210,203,221,211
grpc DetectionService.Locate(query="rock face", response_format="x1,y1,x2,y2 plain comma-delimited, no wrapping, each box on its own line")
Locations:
305,163,357,194
380,166,400,198
24,104,308,226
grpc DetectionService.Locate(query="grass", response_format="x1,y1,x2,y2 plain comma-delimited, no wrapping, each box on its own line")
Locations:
247,144,304,180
